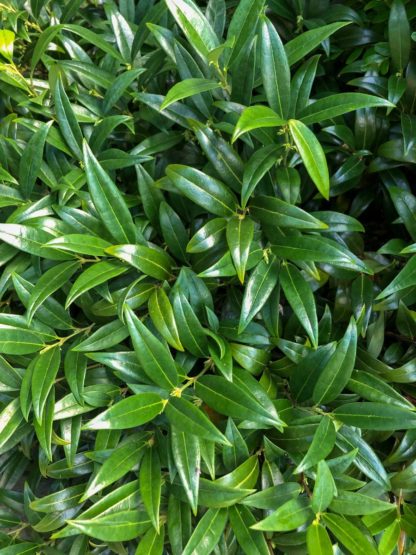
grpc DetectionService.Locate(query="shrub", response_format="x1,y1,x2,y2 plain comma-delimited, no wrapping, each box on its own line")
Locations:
0,0,415,553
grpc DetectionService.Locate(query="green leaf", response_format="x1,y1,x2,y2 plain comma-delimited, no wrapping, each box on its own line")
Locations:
389,0,411,71
250,195,328,230
376,256,416,299
82,437,146,500
241,145,280,208
226,216,254,283
148,288,183,351
299,93,394,126
0,224,71,261
322,514,378,555
167,164,237,217
232,106,286,143
161,78,221,110
31,346,61,423
69,510,151,541
19,121,52,199
288,119,329,199
252,497,312,532
171,428,200,514
195,375,283,428
165,0,219,58
83,141,137,244
140,446,162,530
271,234,372,274
65,261,128,308
182,508,227,555
312,460,336,513
285,22,350,65
45,235,112,257
187,218,226,253
239,256,280,333
172,292,209,356
107,244,173,280
229,505,270,555
0,29,15,62
333,402,416,430
260,16,291,119
329,491,393,515
306,523,333,555
295,416,336,473
0,324,45,355
27,261,80,323
135,524,165,555
280,262,318,348
83,393,165,430
226,0,265,65
124,305,179,390
165,396,229,445
312,317,357,404
54,77,83,159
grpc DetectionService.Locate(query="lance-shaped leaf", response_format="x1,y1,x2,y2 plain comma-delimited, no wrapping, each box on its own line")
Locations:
299,93,394,126
306,523,333,555
250,195,328,230
226,0,265,65
165,396,229,445
322,514,378,555
241,145,280,207
289,119,329,199
252,497,312,532
54,77,83,159
148,288,183,351
226,216,254,284
140,447,162,530
271,235,372,274
31,346,61,423
0,224,71,261
182,508,228,555
260,16,291,119
187,218,226,253
195,375,283,428
83,393,165,430
229,505,270,555
66,261,128,308
161,78,221,111
333,403,416,430
107,244,173,280
389,0,411,71
171,427,200,514
27,260,80,323
167,164,237,217
165,0,219,58
19,121,52,198
68,510,151,541
82,437,147,500
45,235,112,257
280,262,318,348
295,416,336,473
124,306,178,390
376,256,416,299
285,21,350,65
239,257,280,333
313,317,357,404
83,141,136,244
232,106,285,143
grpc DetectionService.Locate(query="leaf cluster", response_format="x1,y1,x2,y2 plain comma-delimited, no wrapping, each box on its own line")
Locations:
0,0,416,554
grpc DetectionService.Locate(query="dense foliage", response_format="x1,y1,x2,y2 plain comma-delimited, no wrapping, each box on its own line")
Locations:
0,0,416,553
